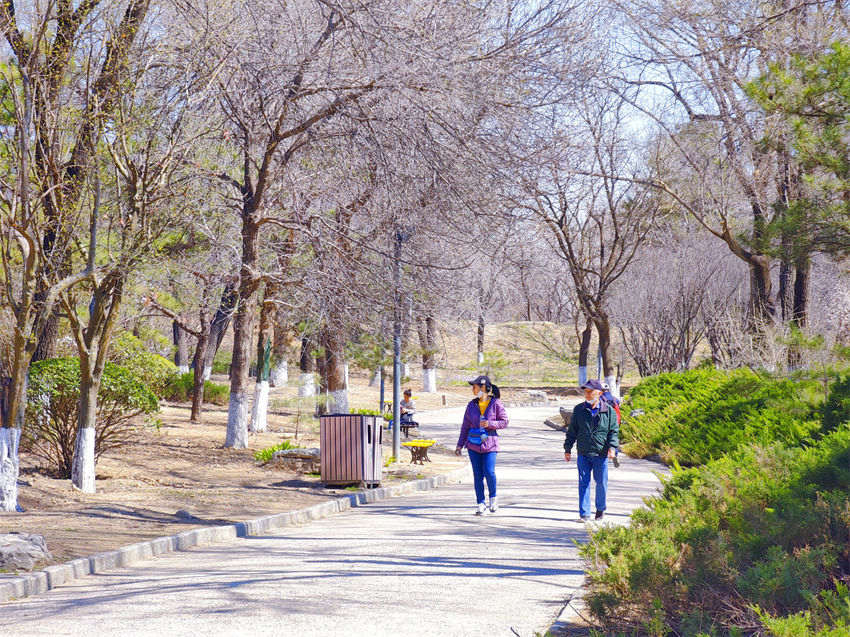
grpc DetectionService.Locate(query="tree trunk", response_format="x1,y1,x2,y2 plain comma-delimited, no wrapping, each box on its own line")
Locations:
203,282,237,380
270,315,291,387
173,320,189,373
0,427,21,512
71,368,99,493
778,241,793,323
577,318,593,386
477,313,485,365
225,213,260,449
31,309,58,363
594,315,618,397
298,335,315,397
747,255,775,329
190,315,210,423
249,285,275,433
0,355,27,511
417,316,438,393
792,254,810,329
787,253,811,370
323,324,348,414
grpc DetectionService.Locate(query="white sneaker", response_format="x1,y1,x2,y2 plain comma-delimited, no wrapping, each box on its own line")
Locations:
475,503,487,516
489,497,498,513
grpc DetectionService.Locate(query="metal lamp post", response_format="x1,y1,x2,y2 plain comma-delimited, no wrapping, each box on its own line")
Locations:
391,226,413,462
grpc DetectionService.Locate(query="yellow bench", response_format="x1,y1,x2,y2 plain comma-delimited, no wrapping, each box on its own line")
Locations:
402,439,435,465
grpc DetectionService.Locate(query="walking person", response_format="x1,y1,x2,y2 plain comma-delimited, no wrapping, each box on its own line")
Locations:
563,379,619,521
455,375,509,515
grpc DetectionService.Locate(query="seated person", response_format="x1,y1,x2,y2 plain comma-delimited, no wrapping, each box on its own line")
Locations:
400,389,416,425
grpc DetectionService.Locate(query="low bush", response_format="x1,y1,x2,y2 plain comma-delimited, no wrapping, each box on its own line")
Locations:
109,331,179,397
254,440,299,463
581,426,850,635
821,374,850,435
620,367,825,465
163,373,229,406
24,357,159,477
211,350,231,375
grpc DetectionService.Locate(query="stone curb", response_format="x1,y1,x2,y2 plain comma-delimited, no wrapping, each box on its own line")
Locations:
0,466,469,604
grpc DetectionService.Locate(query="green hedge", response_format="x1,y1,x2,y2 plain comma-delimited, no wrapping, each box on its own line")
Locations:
581,425,850,635
110,331,179,398
24,357,159,477
620,368,825,465
163,372,229,406
821,374,850,435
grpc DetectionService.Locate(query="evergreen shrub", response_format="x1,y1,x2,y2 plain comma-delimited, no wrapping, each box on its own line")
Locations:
821,374,850,434
24,357,159,477
581,426,850,635
254,440,299,463
621,368,824,465
163,372,229,405
110,331,179,397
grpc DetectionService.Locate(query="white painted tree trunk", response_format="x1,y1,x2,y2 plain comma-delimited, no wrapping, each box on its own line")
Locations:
423,367,437,393
203,365,212,381
270,360,288,387
225,392,249,448
605,374,619,399
0,428,21,512
328,389,348,414
477,351,484,365
249,380,270,433
71,428,96,494
178,365,190,374
298,372,315,397
578,366,588,386
369,368,381,387
402,362,410,378
344,364,349,389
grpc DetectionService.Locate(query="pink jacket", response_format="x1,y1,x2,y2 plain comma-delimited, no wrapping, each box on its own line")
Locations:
456,397,509,453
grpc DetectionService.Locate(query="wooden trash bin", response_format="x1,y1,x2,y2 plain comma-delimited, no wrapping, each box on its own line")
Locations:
320,414,383,487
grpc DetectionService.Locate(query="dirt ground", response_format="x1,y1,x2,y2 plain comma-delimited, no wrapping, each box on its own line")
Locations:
2,374,473,570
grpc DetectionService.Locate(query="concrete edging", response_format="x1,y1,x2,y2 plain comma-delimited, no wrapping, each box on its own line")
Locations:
0,466,469,604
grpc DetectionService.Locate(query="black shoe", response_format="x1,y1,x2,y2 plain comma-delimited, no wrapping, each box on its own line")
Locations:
612,455,620,468
595,511,604,520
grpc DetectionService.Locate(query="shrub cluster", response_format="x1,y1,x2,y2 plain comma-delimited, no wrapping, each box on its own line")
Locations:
584,369,850,635
582,426,850,635
24,358,159,477
163,373,229,405
254,439,299,463
620,367,825,465
109,331,179,398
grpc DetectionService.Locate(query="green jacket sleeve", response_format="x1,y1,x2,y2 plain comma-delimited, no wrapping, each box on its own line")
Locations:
606,410,619,450
564,406,578,452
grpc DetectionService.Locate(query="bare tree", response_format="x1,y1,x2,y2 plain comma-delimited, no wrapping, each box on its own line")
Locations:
609,0,850,332
518,94,661,394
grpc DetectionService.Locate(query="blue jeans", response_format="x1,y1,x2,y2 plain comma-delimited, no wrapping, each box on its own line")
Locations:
468,449,497,504
576,454,608,518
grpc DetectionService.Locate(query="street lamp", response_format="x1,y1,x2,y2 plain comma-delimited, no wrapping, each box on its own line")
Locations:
392,225,413,462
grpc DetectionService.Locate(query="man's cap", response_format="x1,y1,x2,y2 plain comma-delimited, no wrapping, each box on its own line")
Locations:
468,375,491,386
580,379,605,391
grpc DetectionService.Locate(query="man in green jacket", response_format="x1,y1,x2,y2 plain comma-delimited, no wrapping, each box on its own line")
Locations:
564,379,619,521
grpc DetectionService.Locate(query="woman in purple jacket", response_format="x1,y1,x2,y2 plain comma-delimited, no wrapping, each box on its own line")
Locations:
455,374,509,515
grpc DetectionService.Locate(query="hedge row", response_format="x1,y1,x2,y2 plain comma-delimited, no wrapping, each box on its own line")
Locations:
620,367,827,465
583,368,850,635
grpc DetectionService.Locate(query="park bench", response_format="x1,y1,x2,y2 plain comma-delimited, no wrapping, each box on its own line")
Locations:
402,439,434,465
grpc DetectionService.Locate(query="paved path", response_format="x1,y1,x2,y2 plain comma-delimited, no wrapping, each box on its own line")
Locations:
1,404,665,637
